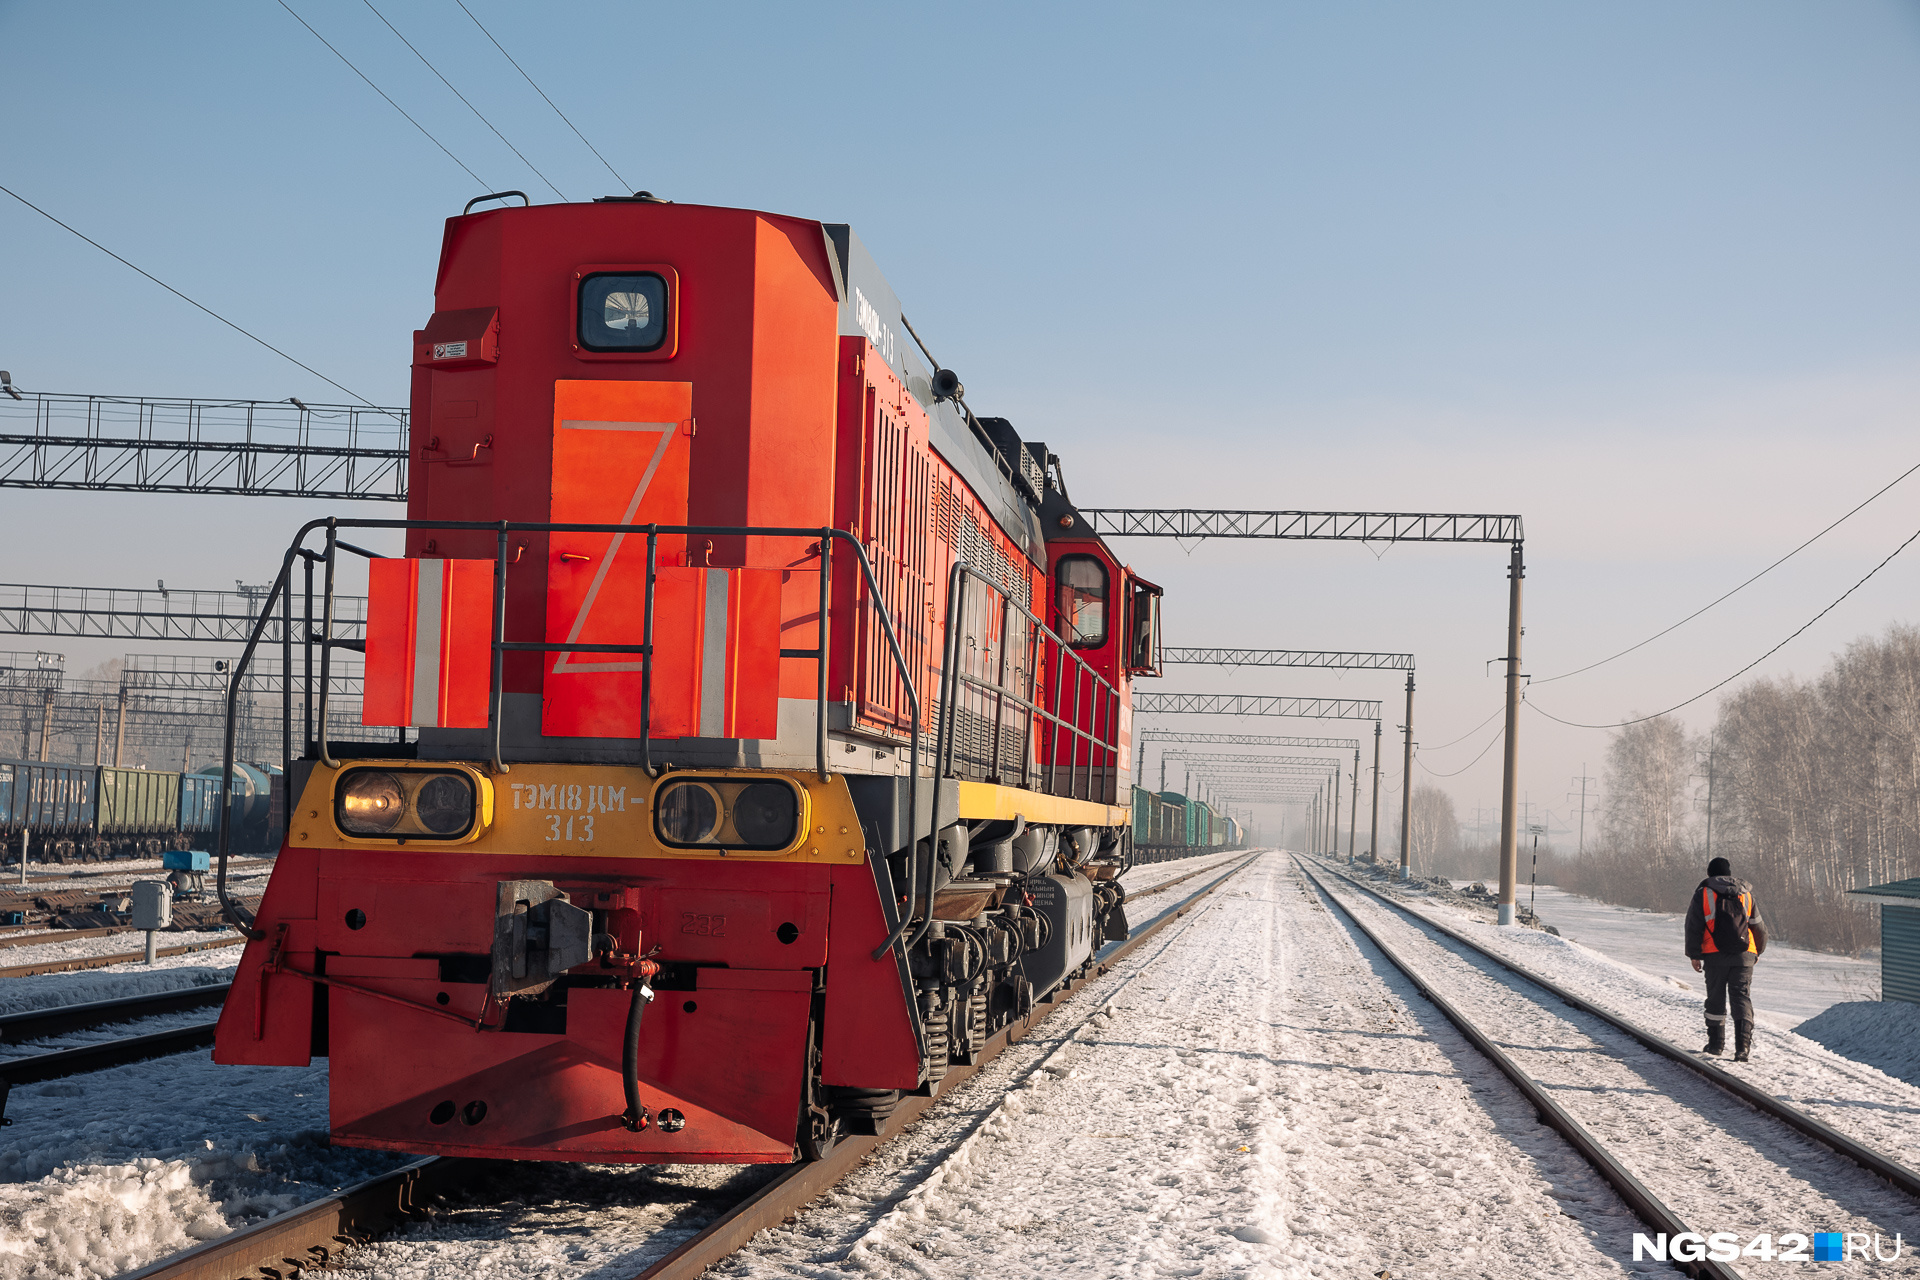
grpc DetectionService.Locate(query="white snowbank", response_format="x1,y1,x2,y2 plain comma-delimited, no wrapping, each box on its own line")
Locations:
1794,1000,1920,1088
0,1158,232,1278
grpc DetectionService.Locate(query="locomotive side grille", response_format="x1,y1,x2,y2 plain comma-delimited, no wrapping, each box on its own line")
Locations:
854,398,934,737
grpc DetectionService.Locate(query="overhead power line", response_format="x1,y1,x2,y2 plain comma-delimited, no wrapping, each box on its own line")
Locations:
1538,456,1920,685
1531,522,1920,730
1420,703,1506,752
453,0,631,191
360,0,566,200
0,183,386,411
1415,721,1507,777
277,0,490,189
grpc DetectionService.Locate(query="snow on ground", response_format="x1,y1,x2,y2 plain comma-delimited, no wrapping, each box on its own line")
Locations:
0,958,235,1018
0,1051,411,1280
30,848,1916,1279
0,927,243,974
712,850,1638,1278
1318,858,1920,1176
7,858,274,894
1795,1000,1920,1089
1308,864,1920,1273
1516,882,1879,1020
1120,847,1247,893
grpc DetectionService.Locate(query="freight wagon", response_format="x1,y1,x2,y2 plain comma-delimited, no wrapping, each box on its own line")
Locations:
0,760,283,863
1128,785,1244,862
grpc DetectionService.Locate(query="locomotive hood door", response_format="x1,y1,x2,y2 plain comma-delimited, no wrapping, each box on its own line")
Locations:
541,380,782,742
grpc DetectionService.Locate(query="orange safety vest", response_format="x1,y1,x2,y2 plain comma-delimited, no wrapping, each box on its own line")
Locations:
1699,887,1758,954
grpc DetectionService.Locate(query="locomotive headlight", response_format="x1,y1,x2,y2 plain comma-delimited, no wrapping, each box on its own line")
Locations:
655,781,721,845
333,766,489,842
732,782,798,846
413,773,476,835
653,777,805,852
338,770,405,834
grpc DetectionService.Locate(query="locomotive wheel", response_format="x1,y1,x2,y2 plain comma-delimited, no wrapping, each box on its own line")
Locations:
799,1106,842,1162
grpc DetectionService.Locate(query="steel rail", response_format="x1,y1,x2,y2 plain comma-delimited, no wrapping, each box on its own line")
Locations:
1294,858,1736,1280
632,849,1264,1280
120,852,1265,1280
119,1157,469,1280
0,1021,216,1088
0,982,232,1042
1307,857,1920,1202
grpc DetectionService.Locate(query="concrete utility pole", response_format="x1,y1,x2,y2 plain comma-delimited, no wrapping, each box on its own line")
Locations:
1369,720,1381,861
1331,769,1341,855
1399,671,1414,880
1498,541,1525,926
37,690,53,762
94,704,104,766
1348,749,1359,861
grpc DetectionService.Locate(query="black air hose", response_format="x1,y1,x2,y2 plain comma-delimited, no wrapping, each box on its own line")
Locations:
621,980,656,1131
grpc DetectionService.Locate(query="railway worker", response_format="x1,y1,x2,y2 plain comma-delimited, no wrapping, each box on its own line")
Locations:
1684,856,1768,1061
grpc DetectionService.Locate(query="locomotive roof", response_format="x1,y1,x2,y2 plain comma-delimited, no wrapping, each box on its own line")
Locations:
819,223,1046,566
451,196,1048,566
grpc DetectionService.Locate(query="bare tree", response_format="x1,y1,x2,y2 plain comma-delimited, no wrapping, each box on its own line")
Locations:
1407,784,1462,876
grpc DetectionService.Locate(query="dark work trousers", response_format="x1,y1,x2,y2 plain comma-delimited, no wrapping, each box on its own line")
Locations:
1703,959,1755,1034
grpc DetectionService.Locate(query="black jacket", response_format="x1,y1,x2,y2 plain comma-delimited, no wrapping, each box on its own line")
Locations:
1684,874,1768,965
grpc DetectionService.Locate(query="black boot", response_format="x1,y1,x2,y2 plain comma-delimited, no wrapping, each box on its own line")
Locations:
1703,1019,1725,1056
1733,1024,1752,1062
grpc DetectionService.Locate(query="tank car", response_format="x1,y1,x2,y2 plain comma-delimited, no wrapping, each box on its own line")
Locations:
211,194,1168,1164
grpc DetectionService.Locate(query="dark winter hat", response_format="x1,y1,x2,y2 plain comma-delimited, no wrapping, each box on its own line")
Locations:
1707,857,1731,878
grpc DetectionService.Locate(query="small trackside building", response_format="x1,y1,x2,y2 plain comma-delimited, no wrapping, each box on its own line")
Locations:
1845,877,1920,1006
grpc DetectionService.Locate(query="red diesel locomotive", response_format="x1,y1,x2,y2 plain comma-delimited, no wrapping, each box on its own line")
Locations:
212,191,1166,1163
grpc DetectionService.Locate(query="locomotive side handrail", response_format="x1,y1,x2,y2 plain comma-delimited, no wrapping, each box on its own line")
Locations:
216,518,923,954
934,561,1122,803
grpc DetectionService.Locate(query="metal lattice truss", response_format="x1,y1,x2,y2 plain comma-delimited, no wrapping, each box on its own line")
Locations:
1161,648,1413,670
1079,509,1522,543
0,583,368,645
0,392,408,499
1133,693,1381,720
121,652,364,698
1135,730,1364,751
1187,765,1343,781
1162,753,1351,769
1210,789,1326,803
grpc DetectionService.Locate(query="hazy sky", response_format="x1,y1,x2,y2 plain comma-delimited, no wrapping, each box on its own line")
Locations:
3,2,1919,856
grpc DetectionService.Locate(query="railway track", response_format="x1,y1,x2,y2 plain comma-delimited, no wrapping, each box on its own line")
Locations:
1295,856,1920,1279
120,849,1261,1280
0,933,243,978
0,982,233,1122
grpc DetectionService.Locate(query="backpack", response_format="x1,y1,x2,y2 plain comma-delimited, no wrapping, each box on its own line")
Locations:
1706,886,1753,955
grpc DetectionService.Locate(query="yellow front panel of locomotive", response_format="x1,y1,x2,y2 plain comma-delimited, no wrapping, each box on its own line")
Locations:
295,761,868,864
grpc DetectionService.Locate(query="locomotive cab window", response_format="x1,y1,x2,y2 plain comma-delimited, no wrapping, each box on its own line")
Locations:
578,272,668,352
1056,555,1108,649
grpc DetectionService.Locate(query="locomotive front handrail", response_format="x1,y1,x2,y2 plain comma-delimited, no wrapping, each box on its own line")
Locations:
217,518,925,956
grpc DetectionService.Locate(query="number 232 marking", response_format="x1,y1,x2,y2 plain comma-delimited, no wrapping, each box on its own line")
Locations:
682,912,725,937
546,814,595,842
